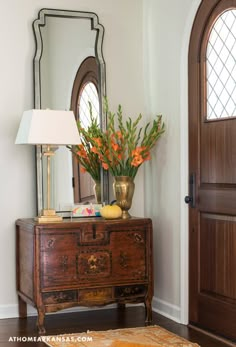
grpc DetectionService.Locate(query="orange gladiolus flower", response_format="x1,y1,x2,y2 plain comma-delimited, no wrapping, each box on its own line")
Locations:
80,166,87,173
105,149,112,161
77,144,88,158
132,146,146,157
102,162,109,170
116,131,123,139
91,146,99,154
93,137,102,147
111,142,119,151
131,155,144,167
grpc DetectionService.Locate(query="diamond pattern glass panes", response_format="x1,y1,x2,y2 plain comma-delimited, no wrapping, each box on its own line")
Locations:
78,82,100,128
206,10,236,120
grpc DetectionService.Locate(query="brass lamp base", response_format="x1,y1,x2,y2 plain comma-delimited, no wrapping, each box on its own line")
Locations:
35,209,63,223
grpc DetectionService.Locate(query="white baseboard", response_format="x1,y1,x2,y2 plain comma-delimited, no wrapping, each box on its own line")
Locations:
0,298,180,323
0,304,23,319
0,303,118,319
152,296,181,323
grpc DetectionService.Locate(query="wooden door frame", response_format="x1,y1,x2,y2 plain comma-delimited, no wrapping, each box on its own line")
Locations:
179,0,202,324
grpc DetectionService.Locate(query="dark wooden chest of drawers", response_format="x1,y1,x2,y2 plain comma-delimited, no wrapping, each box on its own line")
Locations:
16,217,153,333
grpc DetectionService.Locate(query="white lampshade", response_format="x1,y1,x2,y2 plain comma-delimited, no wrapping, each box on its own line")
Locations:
15,109,81,145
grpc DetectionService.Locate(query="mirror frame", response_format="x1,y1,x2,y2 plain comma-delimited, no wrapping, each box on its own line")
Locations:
33,8,108,214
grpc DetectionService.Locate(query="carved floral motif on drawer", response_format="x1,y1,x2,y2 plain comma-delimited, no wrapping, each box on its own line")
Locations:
78,250,111,277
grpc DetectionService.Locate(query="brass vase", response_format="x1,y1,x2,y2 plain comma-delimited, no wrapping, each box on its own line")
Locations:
93,180,101,203
113,176,135,219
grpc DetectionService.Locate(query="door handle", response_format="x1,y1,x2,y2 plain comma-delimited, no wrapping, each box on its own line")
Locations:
185,196,193,204
185,172,196,208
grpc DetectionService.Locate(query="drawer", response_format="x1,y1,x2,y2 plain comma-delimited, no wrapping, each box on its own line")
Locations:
111,230,147,281
79,287,112,303
40,232,79,251
115,285,147,298
42,290,77,304
41,252,77,288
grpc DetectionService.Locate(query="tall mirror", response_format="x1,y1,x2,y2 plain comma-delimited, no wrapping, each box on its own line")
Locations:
33,8,108,215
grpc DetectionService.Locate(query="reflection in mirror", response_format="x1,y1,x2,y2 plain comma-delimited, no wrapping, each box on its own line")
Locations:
33,9,107,215
71,56,101,204
76,81,100,203
79,83,99,128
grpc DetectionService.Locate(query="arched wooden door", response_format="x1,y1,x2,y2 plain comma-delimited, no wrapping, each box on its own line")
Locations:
188,0,236,340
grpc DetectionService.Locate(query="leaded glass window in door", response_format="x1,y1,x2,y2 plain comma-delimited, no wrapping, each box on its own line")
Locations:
206,10,236,120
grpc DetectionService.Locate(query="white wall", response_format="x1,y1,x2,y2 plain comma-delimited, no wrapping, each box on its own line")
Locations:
143,0,201,322
0,0,201,322
0,0,145,316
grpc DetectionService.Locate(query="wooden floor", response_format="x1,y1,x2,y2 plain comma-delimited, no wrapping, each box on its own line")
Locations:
0,306,235,346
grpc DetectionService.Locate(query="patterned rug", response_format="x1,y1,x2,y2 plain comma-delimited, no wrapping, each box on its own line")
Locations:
43,325,200,347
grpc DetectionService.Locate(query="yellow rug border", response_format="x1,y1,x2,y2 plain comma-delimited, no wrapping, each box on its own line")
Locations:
43,325,200,347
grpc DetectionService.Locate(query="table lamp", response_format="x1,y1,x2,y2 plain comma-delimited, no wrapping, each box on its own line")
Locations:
15,109,81,223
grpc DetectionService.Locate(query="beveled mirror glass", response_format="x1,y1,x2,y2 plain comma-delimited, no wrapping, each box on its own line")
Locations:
33,8,108,214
